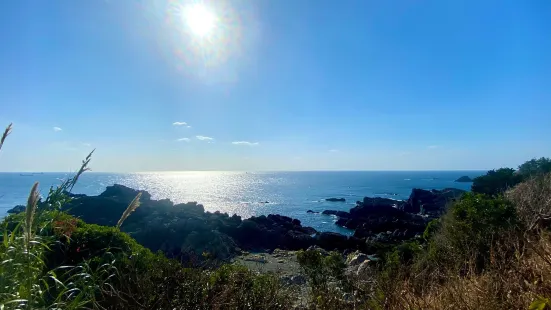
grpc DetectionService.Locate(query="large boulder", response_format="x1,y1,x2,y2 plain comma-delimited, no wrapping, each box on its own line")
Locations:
316,232,349,250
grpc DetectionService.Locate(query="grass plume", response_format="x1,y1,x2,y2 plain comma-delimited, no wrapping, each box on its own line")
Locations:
24,182,40,244
68,149,95,192
0,123,12,152
117,192,142,229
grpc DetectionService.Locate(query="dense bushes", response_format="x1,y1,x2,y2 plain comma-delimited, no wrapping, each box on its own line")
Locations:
367,173,551,309
507,172,551,231
419,193,518,274
296,248,354,309
518,157,551,177
472,168,523,196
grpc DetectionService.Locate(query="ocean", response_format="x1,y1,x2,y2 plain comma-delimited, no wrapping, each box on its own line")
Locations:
0,171,483,234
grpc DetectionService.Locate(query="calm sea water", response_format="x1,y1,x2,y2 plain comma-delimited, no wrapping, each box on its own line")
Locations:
0,171,483,234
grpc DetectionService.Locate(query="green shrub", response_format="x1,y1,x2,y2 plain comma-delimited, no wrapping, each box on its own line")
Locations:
297,249,347,289
421,193,519,272
296,249,354,309
205,264,289,309
423,218,440,240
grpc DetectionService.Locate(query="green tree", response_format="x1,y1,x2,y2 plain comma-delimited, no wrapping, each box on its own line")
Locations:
517,157,551,177
471,168,523,196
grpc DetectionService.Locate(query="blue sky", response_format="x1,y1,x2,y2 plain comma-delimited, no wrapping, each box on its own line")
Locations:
0,0,550,172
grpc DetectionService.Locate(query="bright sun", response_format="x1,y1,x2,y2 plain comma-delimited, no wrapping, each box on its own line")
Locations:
183,4,217,37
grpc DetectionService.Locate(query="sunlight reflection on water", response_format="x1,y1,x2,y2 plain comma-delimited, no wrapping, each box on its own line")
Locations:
0,171,481,234
116,171,287,219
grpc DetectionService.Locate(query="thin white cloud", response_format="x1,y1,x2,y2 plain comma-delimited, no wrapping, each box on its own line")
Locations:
232,141,259,146
428,145,438,149
329,149,339,152
196,135,214,141
53,127,62,132
177,138,191,142
172,122,188,126
82,142,92,147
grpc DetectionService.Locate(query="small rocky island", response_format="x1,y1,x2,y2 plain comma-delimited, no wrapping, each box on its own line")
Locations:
325,197,346,202
8,184,466,262
455,175,473,182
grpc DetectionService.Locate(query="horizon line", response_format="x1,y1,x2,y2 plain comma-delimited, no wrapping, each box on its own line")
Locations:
0,169,490,173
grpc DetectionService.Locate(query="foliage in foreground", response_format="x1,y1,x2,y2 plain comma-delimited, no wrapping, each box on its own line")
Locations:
2,208,291,309
0,123,290,310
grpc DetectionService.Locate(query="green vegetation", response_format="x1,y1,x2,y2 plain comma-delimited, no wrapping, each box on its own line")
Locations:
518,157,551,177
471,157,551,196
471,167,523,196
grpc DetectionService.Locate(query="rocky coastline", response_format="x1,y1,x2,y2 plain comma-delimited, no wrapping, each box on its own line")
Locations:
8,184,466,262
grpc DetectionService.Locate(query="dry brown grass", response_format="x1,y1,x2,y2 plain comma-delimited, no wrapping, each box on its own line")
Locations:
367,174,551,310
378,235,551,309
508,173,551,232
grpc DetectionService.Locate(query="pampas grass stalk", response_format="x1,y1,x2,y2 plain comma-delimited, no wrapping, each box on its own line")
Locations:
0,123,12,152
117,192,142,229
68,149,95,192
24,182,40,244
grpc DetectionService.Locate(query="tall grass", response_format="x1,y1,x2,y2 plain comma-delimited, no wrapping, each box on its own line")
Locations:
0,124,109,309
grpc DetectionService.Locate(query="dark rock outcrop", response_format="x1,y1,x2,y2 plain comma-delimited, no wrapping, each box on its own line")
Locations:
316,232,348,250
455,176,473,182
7,183,469,261
401,188,465,216
322,187,467,245
7,205,25,214
322,210,350,217
325,198,346,202
6,184,354,261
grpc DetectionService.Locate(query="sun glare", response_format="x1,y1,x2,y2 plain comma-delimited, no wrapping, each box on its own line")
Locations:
183,4,217,37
